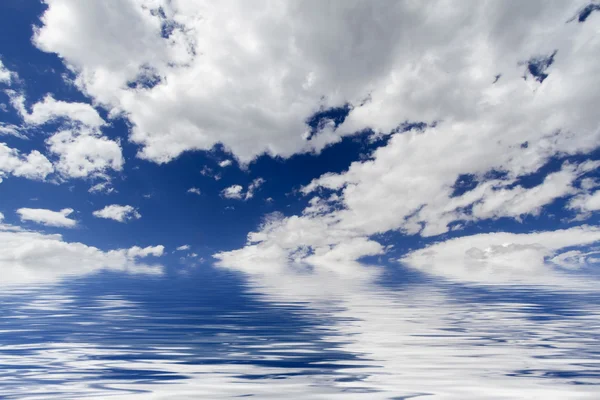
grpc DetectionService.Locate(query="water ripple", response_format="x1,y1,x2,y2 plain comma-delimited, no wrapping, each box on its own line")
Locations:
1,267,600,399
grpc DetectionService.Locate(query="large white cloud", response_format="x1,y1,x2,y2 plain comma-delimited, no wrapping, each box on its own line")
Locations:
0,223,163,287
33,1,598,165
17,207,77,228
92,204,141,222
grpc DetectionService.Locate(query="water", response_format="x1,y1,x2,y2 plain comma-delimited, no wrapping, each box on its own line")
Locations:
1,263,600,399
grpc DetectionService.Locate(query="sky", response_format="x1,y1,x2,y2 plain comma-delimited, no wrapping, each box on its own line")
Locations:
1,1,600,399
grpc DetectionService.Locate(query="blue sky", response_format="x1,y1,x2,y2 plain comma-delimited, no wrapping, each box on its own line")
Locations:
1,1,600,398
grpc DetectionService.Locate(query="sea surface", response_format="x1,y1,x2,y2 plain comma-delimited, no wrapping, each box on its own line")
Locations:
1,262,600,399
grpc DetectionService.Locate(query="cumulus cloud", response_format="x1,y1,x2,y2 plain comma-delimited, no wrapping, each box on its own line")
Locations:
46,128,123,178
16,207,77,228
0,143,54,180
0,224,163,287
33,1,597,164
187,187,201,195
92,204,141,222
218,159,232,168
10,93,105,128
6,90,123,181
176,244,190,251
221,185,243,200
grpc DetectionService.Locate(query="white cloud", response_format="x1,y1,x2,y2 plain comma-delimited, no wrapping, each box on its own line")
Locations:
400,226,600,284
221,184,243,200
0,143,54,180
468,161,598,223
16,207,77,228
33,1,597,165
0,224,163,287
28,1,600,283
0,58,14,84
126,245,164,258
88,181,115,194
92,204,141,222
176,244,190,251
10,93,105,128
0,123,26,139
568,190,600,215
6,91,123,181
46,127,123,178
221,179,265,200
218,159,232,168
245,177,265,200
187,187,201,195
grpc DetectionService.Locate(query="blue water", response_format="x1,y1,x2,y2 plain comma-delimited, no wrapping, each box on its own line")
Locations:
1,263,600,399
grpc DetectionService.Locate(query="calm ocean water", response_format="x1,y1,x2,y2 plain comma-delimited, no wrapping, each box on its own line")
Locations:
1,262,600,399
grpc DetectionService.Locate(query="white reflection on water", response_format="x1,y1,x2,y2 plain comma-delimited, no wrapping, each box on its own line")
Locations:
1,264,600,399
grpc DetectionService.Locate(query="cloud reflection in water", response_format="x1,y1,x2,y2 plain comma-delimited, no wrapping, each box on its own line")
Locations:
1,262,600,399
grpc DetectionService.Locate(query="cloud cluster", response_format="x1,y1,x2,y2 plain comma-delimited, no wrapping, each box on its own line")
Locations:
11,92,124,180
213,1,600,282
4,1,599,286
34,1,594,165
0,57,123,184
92,204,141,222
